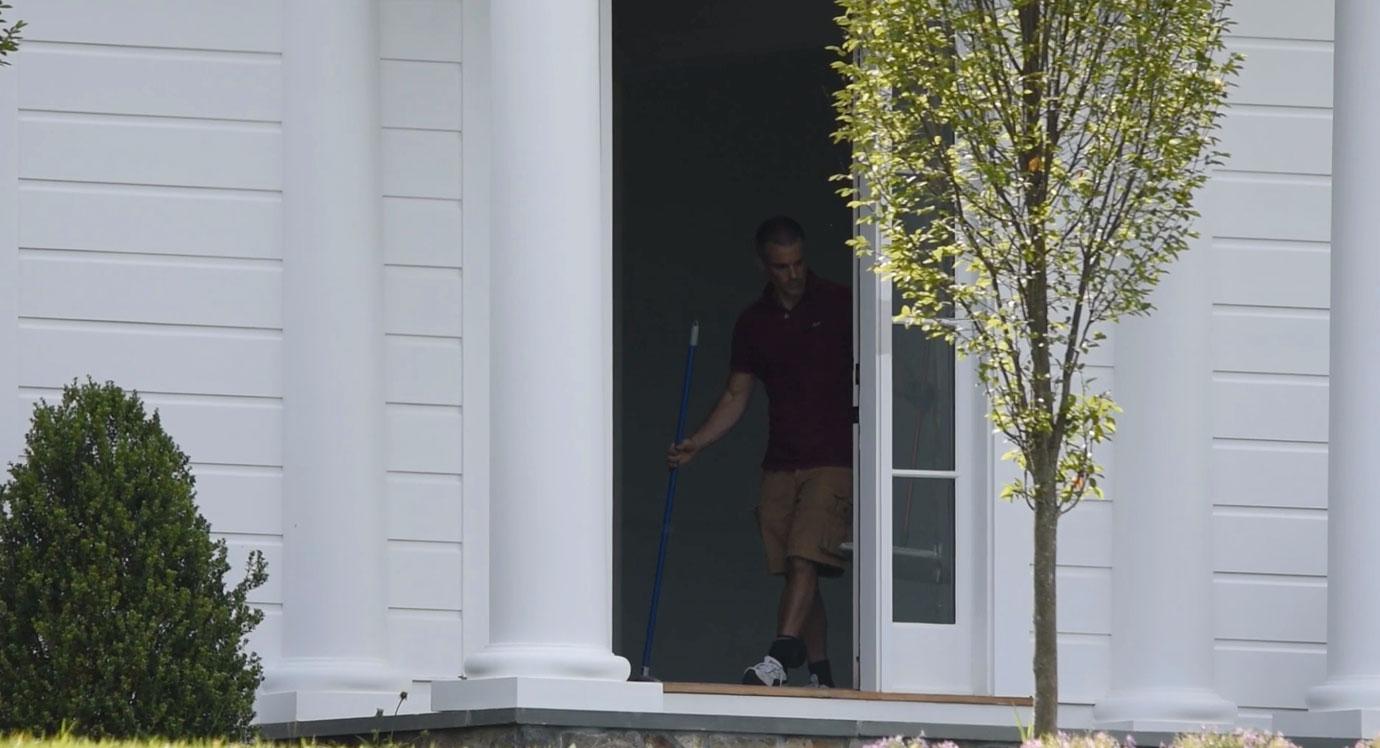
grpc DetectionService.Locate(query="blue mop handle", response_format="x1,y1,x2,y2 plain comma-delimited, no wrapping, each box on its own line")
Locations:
640,321,699,678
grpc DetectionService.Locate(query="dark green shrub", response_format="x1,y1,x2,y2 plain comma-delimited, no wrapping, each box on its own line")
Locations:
0,380,268,738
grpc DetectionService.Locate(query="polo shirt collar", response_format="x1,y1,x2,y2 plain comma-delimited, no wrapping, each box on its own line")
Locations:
759,270,820,311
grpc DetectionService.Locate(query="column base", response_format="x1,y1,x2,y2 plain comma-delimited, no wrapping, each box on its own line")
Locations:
464,643,632,681
1093,688,1237,732
257,657,410,722
1275,709,1380,740
432,676,664,713
256,689,408,724
1306,675,1380,712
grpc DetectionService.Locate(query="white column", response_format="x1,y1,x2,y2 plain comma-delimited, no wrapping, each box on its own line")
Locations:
464,0,624,681
258,0,402,722
434,0,656,711
1093,242,1236,731
1294,0,1380,736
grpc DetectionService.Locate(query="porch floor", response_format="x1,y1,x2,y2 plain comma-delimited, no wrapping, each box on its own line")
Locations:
256,685,1352,748
261,683,1036,746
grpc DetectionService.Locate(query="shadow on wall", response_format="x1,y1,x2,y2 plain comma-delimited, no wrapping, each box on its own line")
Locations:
613,0,853,686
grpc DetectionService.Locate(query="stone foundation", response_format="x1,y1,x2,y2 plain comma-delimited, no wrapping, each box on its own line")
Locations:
400,726,868,747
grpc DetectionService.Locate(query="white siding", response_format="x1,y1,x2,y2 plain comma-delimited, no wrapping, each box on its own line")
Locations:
11,9,286,666
1210,1,1333,711
6,0,469,703
380,0,467,704
991,1,1336,710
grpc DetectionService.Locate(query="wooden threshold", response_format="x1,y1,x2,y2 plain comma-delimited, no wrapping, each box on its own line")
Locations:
663,682,1033,707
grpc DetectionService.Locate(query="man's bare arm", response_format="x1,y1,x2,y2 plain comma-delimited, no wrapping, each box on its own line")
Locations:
665,371,754,468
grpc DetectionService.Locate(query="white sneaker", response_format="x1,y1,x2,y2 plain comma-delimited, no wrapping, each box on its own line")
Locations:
806,674,831,689
740,655,787,686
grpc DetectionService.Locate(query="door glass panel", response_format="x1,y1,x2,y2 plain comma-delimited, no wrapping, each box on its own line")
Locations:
891,477,955,624
891,322,955,471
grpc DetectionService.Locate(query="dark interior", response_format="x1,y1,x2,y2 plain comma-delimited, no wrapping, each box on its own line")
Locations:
612,1,855,686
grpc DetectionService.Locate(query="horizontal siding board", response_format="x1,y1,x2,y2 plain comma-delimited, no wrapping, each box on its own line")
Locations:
18,251,281,329
388,473,462,543
247,607,281,664
1216,645,1326,709
1212,311,1327,376
381,0,464,63
385,266,463,337
389,610,463,680
1213,178,1329,242
20,183,282,259
1228,42,1332,109
383,197,462,267
18,322,281,398
1058,636,1109,705
382,129,461,200
193,466,282,536
17,390,281,468
386,335,462,405
1213,378,1328,443
1056,501,1111,569
21,44,281,122
388,541,462,610
1057,567,1110,636
381,60,462,131
19,1,283,52
19,114,281,191
386,404,462,474
1213,510,1327,577
146,397,281,467
1219,109,1330,176
1228,0,1333,42
1213,443,1327,510
1216,577,1326,643
1213,243,1329,309
224,537,283,604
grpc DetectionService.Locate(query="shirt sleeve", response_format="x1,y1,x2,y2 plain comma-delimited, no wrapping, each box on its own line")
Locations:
729,313,758,376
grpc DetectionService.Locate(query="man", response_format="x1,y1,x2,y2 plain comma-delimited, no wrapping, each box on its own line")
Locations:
666,215,853,688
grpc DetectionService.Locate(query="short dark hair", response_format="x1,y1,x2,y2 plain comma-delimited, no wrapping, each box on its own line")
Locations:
754,215,805,259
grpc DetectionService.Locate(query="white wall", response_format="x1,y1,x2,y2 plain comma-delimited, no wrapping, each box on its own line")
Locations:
1209,0,1333,714
1,0,468,706
0,0,1333,720
378,0,466,704
991,0,1335,714
10,0,289,667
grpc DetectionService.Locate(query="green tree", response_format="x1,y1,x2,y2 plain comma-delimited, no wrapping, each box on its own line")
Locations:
0,1,23,64
833,0,1237,734
0,380,267,739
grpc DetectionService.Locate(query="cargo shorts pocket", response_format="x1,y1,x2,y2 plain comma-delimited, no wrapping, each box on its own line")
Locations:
818,494,853,560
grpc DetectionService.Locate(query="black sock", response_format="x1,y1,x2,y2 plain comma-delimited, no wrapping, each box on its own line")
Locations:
808,659,835,687
767,636,807,669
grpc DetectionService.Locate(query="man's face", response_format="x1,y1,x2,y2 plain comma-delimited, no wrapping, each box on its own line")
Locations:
762,241,807,301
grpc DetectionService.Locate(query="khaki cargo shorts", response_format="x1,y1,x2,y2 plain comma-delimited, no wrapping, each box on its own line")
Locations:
755,467,853,578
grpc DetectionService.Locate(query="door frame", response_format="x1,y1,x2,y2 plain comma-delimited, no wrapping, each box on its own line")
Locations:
853,214,994,694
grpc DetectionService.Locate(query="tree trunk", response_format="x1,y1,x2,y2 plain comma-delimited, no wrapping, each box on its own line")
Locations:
1032,460,1060,736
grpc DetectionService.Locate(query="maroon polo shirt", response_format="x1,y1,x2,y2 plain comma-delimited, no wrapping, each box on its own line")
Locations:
730,272,853,471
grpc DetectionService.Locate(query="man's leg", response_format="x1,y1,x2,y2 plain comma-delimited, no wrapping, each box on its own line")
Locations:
801,587,827,662
780,468,850,687
801,588,835,687
776,556,819,639
742,472,801,686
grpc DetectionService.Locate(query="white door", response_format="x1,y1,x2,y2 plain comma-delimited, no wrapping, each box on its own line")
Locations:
854,218,983,694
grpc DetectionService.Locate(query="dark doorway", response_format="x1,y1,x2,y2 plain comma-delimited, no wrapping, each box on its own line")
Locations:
613,1,854,686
